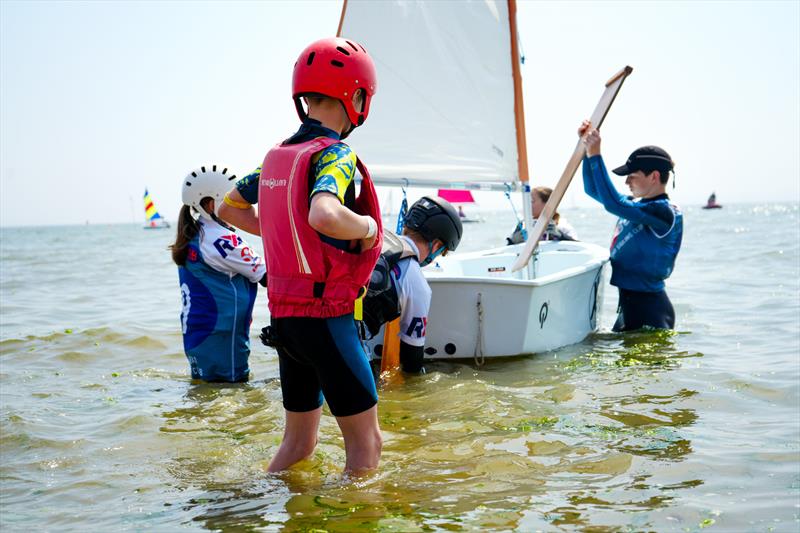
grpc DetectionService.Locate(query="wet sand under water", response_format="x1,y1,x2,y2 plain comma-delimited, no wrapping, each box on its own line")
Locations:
1,203,798,531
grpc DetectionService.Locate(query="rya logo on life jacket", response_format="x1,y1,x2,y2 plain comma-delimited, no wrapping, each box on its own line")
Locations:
213,234,241,258
406,316,427,338
260,177,288,189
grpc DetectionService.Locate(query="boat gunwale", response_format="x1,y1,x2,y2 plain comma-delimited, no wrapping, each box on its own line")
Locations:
425,257,607,287
424,240,609,287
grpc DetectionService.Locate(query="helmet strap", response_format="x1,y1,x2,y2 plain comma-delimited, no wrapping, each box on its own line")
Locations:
420,242,445,267
339,101,356,140
294,97,309,122
340,123,354,140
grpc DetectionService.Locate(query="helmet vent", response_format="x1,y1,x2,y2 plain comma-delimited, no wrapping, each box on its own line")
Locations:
336,46,350,56
191,172,197,177
346,40,358,52
185,181,192,186
222,167,228,174
330,60,344,68
227,174,237,181
212,164,216,172
307,52,315,66
201,166,206,173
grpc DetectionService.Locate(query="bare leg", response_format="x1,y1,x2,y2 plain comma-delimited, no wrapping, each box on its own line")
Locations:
268,407,322,472
335,405,382,474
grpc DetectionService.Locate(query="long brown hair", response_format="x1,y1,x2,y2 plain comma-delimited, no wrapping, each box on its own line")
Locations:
170,205,201,266
533,186,560,224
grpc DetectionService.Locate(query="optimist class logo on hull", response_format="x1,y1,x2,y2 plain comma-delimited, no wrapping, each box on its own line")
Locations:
260,177,288,189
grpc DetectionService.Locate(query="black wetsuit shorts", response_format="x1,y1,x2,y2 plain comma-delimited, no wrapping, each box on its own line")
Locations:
612,287,675,332
271,314,378,417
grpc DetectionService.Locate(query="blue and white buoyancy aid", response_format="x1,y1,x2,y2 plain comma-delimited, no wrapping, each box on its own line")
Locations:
609,198,683,292
178,235,259,382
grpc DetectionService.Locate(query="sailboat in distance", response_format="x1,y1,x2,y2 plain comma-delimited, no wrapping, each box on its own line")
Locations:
143,189,171,229
340,1,631,359
703,192,723,209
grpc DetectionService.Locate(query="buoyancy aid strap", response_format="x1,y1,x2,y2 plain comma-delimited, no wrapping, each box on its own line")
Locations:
313,282,325,298
382,231,419,265
353,286,367,321
269,275,359,300
355,158,380,216
355,158,369,184
351,156,382,321
399,238,418,261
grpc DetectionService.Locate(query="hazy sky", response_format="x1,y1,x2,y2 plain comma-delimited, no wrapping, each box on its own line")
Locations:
1,0,798,227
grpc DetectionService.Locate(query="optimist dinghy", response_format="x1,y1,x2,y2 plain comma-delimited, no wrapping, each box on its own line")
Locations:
340,1,630,359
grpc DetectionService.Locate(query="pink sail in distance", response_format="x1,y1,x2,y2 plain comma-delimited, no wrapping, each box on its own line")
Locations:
437,189,475,204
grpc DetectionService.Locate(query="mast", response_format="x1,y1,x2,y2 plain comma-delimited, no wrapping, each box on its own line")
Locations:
508,0,529,185
508,0,534,277
336,0,348,37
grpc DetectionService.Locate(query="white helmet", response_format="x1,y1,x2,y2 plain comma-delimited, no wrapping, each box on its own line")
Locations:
181,165,237,220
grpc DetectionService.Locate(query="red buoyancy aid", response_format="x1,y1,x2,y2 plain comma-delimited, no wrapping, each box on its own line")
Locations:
258,137,383,318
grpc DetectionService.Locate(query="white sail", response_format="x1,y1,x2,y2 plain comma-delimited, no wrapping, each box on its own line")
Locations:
339,0,519,189
339,1,624,359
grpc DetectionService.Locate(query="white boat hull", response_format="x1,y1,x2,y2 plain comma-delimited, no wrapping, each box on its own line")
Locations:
365,240,608,360
143,220,171,229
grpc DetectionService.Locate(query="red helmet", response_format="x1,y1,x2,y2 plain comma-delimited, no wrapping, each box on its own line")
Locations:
292,37,377,129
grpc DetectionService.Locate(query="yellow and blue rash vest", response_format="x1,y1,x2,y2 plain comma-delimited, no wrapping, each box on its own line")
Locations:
237,119,358,250
238,120,355,203
309,141,358,251
235,166,262,205
310,141,356,205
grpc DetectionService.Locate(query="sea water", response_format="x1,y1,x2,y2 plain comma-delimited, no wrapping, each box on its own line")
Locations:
1,203,798,531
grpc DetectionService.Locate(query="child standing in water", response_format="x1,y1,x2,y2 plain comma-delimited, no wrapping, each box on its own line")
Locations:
170,165,267,382
218,37,383,474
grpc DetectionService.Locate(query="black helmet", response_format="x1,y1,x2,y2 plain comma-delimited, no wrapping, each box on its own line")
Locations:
404,196,463,251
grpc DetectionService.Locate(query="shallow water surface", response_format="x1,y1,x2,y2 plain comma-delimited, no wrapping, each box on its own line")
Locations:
1,203,798,531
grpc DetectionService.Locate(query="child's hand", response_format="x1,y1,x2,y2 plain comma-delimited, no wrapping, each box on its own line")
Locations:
360,233,378,251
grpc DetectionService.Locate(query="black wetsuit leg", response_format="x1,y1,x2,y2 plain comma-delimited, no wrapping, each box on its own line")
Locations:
272,315,378,417
612,288,675,332
399,341,425,373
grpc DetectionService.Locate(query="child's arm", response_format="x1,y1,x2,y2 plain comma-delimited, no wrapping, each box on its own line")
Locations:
218,188,260,236
218,167,262,235
201,227,267,284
